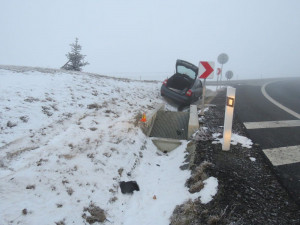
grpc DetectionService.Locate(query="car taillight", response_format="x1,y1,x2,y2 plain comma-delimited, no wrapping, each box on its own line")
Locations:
186,89,192,96
163,79,168,86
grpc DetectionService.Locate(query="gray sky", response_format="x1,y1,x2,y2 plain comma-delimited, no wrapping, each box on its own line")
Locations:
1,0,300,80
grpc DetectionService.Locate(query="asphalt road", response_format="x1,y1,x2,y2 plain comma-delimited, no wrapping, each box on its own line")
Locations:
265,79,300,114
233,77,300,205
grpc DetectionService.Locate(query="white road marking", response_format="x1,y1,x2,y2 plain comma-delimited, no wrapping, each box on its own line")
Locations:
263,146,300,166
244,120,300,129
261,81,300,119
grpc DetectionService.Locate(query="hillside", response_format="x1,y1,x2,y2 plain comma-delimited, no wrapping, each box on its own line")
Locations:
0,66,205,225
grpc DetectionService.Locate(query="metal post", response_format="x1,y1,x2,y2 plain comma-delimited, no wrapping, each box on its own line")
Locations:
200,78,206,115
220,64,223,84
216,72,219,89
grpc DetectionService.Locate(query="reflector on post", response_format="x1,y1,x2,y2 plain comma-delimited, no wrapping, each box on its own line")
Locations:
227,97,235,107
222,87,236,151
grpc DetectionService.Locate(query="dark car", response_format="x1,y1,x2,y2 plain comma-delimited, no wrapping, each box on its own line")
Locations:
161,59,202,105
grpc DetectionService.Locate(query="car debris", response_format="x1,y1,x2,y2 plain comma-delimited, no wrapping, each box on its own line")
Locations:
119,181,140,194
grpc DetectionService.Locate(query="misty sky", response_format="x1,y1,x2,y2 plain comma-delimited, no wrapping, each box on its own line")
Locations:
1,0,300,80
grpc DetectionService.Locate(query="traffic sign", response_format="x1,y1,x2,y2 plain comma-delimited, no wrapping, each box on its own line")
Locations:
225,70,233,80
198,61,215,79
217,53,229,64
217,68,222,75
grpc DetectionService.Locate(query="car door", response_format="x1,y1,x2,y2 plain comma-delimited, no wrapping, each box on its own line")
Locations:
191,78,202,98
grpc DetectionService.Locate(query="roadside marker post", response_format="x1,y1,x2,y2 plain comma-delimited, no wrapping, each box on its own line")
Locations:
222,86,236,151
198,61,215,115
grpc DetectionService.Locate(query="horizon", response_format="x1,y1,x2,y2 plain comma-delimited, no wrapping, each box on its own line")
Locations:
1,64,299,82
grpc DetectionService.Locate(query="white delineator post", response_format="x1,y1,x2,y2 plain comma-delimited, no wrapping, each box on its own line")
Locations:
222,87,236,151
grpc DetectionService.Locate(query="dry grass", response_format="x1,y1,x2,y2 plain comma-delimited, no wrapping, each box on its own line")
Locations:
186,161,213,193
66,187,74,196
59,154,75,160
207,215,221,224
191,161,213,181
170,199,198,225
170,161,216,224
6,146,39,160
170,200,228,225
82,203,106,224
189,180,204,193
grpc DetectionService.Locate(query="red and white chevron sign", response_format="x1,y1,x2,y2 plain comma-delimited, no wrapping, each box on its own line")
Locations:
198,61,215,79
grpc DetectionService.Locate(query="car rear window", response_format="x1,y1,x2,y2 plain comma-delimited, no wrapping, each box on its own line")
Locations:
176,65,196,79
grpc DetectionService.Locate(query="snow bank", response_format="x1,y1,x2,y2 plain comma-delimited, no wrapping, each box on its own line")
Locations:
0,68,203,225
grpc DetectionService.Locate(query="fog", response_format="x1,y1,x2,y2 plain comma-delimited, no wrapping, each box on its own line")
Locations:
1,0,300,80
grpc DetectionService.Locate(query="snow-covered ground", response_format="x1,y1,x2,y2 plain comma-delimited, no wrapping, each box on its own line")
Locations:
0,67,217,225
212,132,253,148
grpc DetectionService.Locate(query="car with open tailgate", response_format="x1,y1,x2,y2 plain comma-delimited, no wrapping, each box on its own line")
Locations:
161,59,202,105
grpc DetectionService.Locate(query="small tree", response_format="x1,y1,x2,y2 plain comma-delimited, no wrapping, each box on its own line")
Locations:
62,38,89,71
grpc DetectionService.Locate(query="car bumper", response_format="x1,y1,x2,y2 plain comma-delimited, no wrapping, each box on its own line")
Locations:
161,85,193,104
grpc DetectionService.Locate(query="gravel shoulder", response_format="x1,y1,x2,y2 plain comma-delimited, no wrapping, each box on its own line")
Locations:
170,90,300,225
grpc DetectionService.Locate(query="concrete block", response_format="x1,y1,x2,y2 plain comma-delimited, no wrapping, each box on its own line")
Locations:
152,138,182,152
188,105,199,138
139,103,165,136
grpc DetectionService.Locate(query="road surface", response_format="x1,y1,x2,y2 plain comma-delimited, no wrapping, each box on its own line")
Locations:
233,77,300,205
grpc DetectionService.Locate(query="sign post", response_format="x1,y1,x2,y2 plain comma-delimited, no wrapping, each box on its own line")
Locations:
222,86,236,151
216,68,221,88
198,61,215,115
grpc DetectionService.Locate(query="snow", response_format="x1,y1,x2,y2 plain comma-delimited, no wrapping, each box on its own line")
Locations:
249,157,256,162
198,107,209,115
0,67,216,225
199,177,218,204
212,133,253,148
114,141,200,225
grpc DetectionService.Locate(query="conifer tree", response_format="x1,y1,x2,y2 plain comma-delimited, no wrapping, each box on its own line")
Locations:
62,38,89,71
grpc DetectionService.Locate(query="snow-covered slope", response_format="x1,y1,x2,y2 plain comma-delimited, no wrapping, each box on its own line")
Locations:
0,67,202,225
